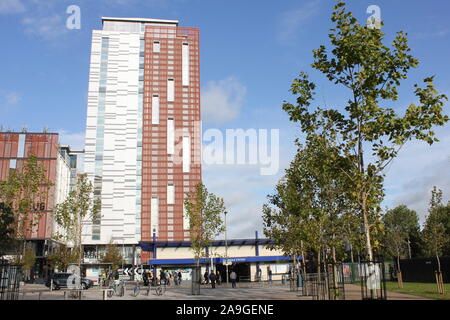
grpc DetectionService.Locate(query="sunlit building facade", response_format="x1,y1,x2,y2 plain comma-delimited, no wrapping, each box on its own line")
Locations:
83,17,201,265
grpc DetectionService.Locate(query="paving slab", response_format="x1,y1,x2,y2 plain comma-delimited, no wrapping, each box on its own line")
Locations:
17,282,432,300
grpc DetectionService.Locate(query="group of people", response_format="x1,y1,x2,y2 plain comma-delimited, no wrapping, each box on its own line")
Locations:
142,269,183,286
100,270,118,286
99,268,242,288
203,270,238,288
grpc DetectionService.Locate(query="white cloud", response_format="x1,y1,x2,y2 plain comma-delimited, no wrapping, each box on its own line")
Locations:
414,28,450,39
278,0,321,44
3,91,21,105
0,0,25,14
383,126,450,227
22,14,69,40
203,145,294,239
0,90,21,115
201,77,246,125
58,130,85,150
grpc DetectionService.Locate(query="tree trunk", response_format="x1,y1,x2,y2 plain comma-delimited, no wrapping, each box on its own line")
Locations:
358,115,374,262
362,195,373,261
317,250,321,275
350,245,354,263
332,245,338,297
78,213,82,271
436,252,441,274
396,254,403,288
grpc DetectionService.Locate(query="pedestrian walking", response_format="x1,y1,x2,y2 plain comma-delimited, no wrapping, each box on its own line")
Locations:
230,271,237,288
160,269,166,285
268,268,273,283
178,271,182,284
216,270,221,285
101,271,107,287
150,271,155,286
143,270,149,286
210,272,217,289
204,271,209,284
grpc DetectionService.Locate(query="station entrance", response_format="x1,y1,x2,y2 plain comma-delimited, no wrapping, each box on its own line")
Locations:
215,262,251,282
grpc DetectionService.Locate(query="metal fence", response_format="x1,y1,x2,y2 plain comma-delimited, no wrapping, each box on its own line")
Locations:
0,264,22,300
300,264,346,300
302,273,328,300
326,264,345,300
359,261,387,300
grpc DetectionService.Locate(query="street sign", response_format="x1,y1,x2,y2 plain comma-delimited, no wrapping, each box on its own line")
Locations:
121,267,143,276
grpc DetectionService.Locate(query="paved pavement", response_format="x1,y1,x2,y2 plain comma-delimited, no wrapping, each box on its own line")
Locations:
17,282,430,300
18,282,312,300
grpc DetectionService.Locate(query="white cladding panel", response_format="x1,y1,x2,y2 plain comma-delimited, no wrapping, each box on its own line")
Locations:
167,78,175,102
152,95,160,125
151,197,159,237
53,153,71,242
167,184,175,205
167,118,174,154
182,43,189,86
153,41,160,53
182,136,190,173
183,202,189,230
83,30,141,245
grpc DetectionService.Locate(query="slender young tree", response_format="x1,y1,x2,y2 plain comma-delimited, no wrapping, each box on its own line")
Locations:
282,1,448,260
422,188,449,279
100,241,124,273
184,182,225,294
382,205,420,272
54,173,100,270
0,154,52,261
46,246,80,272
263,132,355,276
184,182,226,265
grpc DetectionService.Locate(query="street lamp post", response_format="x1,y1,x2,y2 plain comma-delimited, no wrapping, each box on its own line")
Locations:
122,238,125,277
224,211,229,284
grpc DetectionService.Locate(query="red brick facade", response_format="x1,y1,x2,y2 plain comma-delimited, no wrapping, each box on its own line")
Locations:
141,25,202,252
0,132,59,239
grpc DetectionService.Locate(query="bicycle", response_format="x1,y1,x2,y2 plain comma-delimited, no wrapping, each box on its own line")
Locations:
131,282,140,297
108,280,125,298
155,283,166,296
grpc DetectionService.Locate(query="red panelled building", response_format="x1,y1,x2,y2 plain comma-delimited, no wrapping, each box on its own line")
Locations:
0,132,59,240
141,25,202,252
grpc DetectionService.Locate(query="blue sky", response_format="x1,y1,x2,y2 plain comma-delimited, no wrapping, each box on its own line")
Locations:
1,0,450,238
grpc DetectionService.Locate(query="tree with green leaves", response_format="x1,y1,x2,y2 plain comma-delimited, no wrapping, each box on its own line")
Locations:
54,173,100,270
422,187,449,275
263,132,355,275
0,154,52,260
184,182,226,264
282,1,448,261
0,203,15,258
382,205,420,287
100,241,124,273
184,182,225,294
46,247,80,272
382,205,420,260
